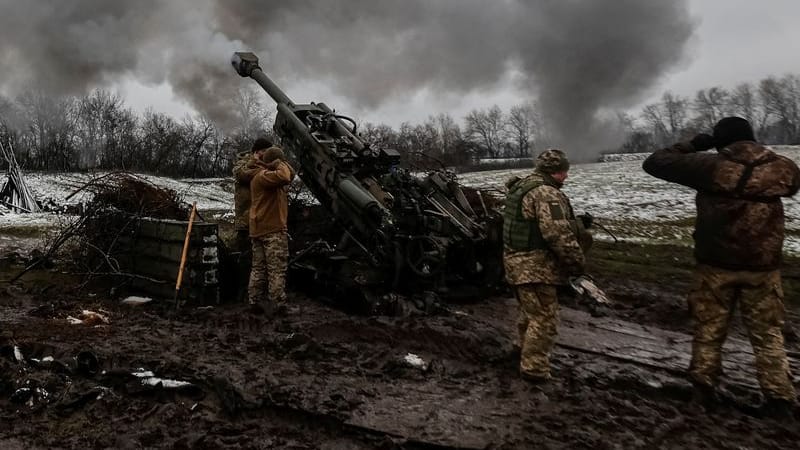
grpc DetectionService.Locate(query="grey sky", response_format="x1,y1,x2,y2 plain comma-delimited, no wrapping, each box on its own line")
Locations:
118,0,800,129
3,0,800,132
654,0,800,100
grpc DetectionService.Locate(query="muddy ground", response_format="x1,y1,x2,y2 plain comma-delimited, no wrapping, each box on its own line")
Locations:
1,239,799,449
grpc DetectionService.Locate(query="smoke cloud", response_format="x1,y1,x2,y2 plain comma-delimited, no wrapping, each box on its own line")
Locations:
0,0,695,158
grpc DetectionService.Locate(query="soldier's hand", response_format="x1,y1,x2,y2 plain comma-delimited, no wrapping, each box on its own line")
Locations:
689,133,715,152
578,212,593,229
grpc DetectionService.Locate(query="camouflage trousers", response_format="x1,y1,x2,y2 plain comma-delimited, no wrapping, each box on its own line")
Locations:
248,231,289,305
234,229,252,303
515,283,560,379
688,265,796,401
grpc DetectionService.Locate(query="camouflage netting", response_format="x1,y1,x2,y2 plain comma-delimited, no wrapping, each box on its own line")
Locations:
57,173,191,283
82,172,188,220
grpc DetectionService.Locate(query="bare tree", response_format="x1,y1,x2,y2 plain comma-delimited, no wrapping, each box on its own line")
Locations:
663,92,690,140
506,103,537,158
139,110,184,174
641,103,668,147
641,92,689,147
361,122,397,148
230,86,275,151
16,90,78,171
464,105,506,158
759,74,800,143
693,86,729,130
180,116,218,177
75,89,129,169
433,113,469,165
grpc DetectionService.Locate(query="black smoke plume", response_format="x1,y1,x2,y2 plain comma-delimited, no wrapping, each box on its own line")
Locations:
0,0,694,158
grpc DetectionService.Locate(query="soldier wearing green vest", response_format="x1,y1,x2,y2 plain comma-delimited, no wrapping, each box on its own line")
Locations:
503,149,590,383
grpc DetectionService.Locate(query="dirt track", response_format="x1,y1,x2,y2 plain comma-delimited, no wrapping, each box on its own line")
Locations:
1,242,799,449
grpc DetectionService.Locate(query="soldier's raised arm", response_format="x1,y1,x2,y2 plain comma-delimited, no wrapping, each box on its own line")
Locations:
254,161,293,188
642,137,719,191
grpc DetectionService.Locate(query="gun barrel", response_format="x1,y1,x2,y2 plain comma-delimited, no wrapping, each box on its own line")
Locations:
231,52,293,106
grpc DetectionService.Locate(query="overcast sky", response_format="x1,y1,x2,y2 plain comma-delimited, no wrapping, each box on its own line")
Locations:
112,0,800,129
1,0,798,134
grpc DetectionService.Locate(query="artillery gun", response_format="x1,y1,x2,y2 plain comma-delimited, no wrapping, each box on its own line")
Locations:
232,52,503,312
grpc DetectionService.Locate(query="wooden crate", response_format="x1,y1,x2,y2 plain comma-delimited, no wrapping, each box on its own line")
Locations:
117,217,220,305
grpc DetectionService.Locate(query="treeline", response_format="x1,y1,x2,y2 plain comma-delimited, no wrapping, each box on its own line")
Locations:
1,73,799,177
623,73,800,153
359,104,550,169
0,86,548,175
0,88,274,177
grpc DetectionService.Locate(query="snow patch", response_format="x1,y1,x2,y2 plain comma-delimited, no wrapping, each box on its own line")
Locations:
2,147,799,256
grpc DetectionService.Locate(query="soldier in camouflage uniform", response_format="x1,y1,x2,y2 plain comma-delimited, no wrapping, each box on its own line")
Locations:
248,146,295,312
503,149,590,382
232,137,273,302
643,117,800,416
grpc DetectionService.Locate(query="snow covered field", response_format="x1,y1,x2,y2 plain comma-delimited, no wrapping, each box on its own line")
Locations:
2,146,799,255
460,146,800,253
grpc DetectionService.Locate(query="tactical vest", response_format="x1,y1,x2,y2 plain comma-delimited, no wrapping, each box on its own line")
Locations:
503,174,553,251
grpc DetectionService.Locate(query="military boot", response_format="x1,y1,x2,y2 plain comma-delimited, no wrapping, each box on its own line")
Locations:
760,397,796,422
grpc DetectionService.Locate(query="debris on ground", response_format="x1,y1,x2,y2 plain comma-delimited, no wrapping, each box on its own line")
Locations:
120,296,153,306
2,235,800,448
0,140,40,214
66,310,110,326
570,274,612,305
402,353,429,371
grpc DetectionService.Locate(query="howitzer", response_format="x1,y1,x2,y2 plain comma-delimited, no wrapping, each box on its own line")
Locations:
232,52,502,311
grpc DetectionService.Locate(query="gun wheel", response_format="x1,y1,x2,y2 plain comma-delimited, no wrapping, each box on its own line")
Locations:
405,236,445,278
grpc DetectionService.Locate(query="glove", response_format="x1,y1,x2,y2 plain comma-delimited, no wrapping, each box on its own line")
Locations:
578,212,593,229
689,133,715,152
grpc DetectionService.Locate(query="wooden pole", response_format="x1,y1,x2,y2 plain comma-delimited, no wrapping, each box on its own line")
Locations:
174,202,197,309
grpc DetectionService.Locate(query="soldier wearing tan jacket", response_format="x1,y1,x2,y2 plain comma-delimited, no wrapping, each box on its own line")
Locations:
643,117,800,418
247,146,295,310
233,137,273,250
503,149,590,383
231,137,273,303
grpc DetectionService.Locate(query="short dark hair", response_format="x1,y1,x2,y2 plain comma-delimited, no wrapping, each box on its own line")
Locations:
251,137,273,153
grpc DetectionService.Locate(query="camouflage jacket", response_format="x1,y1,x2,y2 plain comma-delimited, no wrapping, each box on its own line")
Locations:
503,171,586,286
232,152,260,231
643,141,800,271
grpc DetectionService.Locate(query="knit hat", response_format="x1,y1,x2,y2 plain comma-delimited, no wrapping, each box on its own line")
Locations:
713,117,755,149
535,149,570,174
251,137,273,153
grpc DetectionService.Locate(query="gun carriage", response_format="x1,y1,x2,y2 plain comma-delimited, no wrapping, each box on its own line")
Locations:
232,52,503,312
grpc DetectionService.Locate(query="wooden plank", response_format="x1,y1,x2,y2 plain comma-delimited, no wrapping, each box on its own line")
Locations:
557,308,800,389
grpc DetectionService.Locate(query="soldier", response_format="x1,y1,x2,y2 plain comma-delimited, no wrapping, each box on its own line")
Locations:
232,137,273,302
233,137,273,249
248,146,296,313
503,149,590,383
643,117,800,418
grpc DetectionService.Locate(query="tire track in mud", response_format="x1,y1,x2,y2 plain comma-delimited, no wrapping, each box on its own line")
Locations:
2,293,800,448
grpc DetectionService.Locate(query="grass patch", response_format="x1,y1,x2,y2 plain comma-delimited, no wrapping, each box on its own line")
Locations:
596,218,695,246
588,240,694,285
589,240,800,306
0,225,54,239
